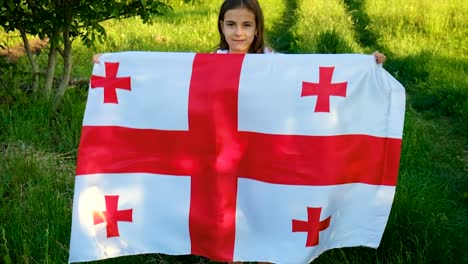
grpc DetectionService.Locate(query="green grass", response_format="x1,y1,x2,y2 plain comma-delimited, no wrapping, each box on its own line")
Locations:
1,0,467,263
290,0,363,53
365,0,468,121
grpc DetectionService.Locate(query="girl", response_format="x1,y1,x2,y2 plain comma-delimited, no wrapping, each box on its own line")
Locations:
216,0,273,54
215,0,385,63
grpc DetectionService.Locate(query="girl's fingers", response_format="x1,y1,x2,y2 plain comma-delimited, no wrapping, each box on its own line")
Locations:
92,53,102,64
372,51,386,64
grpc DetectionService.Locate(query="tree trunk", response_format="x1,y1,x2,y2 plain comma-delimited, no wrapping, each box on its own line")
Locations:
44,36,58,97
19,26,40,93
52,28,72,111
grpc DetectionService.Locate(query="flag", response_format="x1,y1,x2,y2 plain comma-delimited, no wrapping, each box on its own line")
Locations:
69,51,405,263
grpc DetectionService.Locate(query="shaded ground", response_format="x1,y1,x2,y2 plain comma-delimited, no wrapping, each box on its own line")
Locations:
342,0,383,51
267,0,299,53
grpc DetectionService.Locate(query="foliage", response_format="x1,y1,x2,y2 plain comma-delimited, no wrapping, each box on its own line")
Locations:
0,0,172,110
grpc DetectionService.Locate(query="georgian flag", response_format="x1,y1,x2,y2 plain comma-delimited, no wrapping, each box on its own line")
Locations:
69,52,405,263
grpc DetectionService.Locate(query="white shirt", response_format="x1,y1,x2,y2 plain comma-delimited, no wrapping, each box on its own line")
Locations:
216,47,275,54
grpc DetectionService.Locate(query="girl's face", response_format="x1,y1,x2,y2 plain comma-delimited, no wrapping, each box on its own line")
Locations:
221,8,257,54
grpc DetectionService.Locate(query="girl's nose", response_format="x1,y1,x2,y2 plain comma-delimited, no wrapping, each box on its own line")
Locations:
234,26,243,35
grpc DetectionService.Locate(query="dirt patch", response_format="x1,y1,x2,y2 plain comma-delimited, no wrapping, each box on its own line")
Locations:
0,38,49,63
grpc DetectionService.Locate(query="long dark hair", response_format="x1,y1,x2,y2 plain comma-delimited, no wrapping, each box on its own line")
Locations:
217,0,265,53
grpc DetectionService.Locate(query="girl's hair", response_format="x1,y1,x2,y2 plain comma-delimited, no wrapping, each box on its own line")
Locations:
217,0,265,54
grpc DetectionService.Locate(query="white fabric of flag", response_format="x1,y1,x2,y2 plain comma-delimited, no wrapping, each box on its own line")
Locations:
68,51,405,264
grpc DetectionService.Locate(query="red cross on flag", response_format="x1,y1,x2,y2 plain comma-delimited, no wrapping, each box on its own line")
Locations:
69,52,405,263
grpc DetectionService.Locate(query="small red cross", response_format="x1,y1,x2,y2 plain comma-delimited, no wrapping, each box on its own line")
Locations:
90,62,131,104
292,207,331,247
93,195,133,238
301,66,347,112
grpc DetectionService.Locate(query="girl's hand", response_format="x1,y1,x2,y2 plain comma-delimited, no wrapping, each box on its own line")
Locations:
372,51,386,64
92,53,102,64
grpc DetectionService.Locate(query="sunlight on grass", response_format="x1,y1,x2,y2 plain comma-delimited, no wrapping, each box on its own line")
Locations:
366,0,467,57
73,0,221,77
292,0,363,53
365,0,467,121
